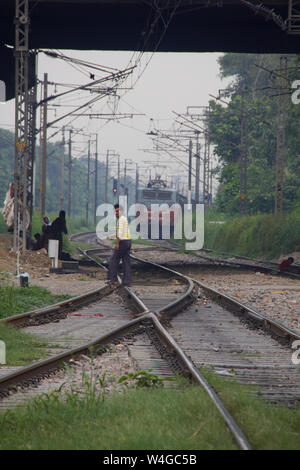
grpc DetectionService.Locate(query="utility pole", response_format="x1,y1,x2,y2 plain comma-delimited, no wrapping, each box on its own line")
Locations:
195,133,200,204
275,56,288,215
27,51,37,239
94,134,98,225
60,127,65,210
209,156,214,205
188,139,192,206
117,154,120,198
14,0,30,251
68,129,72,217
86,139,90,224
105,149,109,204
124,160,127,196
135,163,139,203
239,89,248,215
39,73,48,216
204,114,211,207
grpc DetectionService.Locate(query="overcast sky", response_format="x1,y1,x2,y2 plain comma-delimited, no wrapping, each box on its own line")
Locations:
0,50,230,191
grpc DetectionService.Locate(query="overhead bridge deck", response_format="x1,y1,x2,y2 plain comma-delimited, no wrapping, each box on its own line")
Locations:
1,0,300,100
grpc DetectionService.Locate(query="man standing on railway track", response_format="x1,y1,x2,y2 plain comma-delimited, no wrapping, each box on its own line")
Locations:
107,204,132,286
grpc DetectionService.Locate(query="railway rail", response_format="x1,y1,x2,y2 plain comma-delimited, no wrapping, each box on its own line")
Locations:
2,232,300,449
72,231,300,278
87,238,300,405
192,247,300,279
0,236,251,451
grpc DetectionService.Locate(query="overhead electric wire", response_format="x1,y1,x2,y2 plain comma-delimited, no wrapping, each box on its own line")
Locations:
173,111,240,150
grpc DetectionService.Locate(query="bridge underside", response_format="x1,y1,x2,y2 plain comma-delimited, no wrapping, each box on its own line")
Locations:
1,1,300,99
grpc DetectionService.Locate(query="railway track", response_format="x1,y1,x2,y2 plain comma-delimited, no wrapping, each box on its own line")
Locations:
72,231,300,278
0,236,251,450
192,247,300,279
77,238,300,438
2,232,300,449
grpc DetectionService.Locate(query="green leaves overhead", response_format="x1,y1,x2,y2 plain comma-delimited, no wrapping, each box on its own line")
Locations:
209,53,300,215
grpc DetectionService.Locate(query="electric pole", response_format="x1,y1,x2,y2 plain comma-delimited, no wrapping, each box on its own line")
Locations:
195,133,200,204
105,149,109,204
239,88,248,215
14,0,30,251
86,139,90,224
188,139,192,206
275,56,288,215
135,163,139,203
68,129,72,217
60,127,65,210
27,50,37,239
117,154,120,198
94,133,98,225
39,73,48,216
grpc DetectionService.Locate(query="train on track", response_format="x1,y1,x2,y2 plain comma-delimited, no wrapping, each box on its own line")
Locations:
136,176,186,238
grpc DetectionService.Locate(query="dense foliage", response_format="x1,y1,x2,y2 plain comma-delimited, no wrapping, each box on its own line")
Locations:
209,53,300,215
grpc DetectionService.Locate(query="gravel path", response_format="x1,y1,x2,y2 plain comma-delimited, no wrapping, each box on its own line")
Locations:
0,344,138,410
28,269,107,296
177,266,300,334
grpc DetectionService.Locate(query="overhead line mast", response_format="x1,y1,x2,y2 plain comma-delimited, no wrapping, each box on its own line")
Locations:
14,0,31,252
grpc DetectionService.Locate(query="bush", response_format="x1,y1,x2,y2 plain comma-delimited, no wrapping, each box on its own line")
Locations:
204,210,300,259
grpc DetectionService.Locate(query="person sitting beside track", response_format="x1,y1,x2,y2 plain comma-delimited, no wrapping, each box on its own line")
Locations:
279,257,294,271
31,233,43,251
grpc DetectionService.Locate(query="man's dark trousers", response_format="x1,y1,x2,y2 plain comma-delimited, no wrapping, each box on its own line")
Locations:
108,240,132,285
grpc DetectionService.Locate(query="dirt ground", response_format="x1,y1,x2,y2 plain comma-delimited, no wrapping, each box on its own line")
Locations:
0,234,106,295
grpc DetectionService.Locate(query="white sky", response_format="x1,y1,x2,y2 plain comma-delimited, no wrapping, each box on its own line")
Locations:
0,50,230,192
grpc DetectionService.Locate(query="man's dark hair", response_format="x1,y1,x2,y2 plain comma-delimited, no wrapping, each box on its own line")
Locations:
288,257,294,263
114,204,119,209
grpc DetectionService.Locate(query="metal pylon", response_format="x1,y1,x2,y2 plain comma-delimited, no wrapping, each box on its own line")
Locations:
275,56,288,215
239,92,248,215
14,0,30,252
288,0,300,34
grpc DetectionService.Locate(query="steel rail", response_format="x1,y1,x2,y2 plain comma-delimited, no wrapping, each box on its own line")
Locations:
0,314,152,394
130,245,300,343
201,247,300,272
0,283,117,328
150,313,251,451
79,236,300,344
129,252,196,318
83,246,196,320
0,239,252,450
191,249,300,280
165,239,300,280
83,247,252,450
78,246,150,316
0,279,251,452
71,231,300,278
194,278,300,344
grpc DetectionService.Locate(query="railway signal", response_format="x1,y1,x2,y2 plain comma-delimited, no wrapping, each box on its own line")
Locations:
113,178,118,194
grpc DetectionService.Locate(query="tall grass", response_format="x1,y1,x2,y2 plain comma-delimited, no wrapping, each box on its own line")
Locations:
0,281,69,320
204,208,300,258
0,383,238,450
